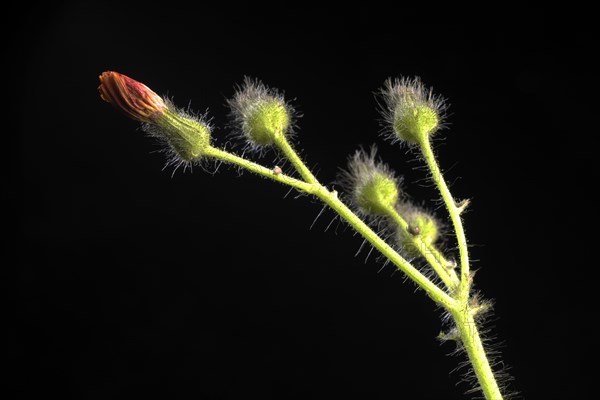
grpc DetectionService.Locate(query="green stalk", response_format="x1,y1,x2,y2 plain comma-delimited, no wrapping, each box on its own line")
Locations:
273,134,318,184
210,138,502,399
420,139,471,300
278,135,503,400
313,186,454,307
451,307,503,400
205,147,314,193
206,146,455,309
419,138,502,399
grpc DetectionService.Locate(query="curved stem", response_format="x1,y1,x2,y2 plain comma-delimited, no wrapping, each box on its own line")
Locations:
271,136,455,306
208,143,502,399
385,206,459,291
420,139,503,399
420,139,471,300
206,146,455,308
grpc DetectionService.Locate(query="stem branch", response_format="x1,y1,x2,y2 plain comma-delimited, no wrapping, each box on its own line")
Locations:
274,135,318,184
420,139,471,300
314,187,455,307
206,147,315,194
208,142,503,399
207,146,455,308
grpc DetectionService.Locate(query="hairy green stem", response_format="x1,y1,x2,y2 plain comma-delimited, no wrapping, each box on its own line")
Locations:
205,147,314,193
209,141,502,399
385,206,459,291
451,307,503,400
207,146,455,308
274,134,318,184
420,139,502,399
270,137,457,306
313,187,454,307
420,139,471,300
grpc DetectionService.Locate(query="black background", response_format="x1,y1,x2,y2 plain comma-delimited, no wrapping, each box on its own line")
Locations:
7,3,595,399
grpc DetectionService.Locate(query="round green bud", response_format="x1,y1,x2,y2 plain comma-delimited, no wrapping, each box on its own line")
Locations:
380,77,446,146
228,78,294,149
398,210,439,256
340,147,401,216
356,171,399,215
245,99,290,145
393,102,440,144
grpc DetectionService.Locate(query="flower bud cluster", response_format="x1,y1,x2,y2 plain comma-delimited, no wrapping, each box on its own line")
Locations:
340,147,440,255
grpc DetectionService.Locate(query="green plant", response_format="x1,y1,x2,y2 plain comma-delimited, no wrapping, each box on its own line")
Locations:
98,71,511,399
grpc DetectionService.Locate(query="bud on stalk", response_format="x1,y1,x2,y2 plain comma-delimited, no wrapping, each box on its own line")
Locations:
99,71,211,161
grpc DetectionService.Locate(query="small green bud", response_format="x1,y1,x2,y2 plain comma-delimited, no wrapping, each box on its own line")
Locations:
380,77,446,145
246,99,290,145
228,77,293,149
393,102,439,143
339,147,400,216
154,108,212,161
142,102,212,163
356,172,399,215
397,207,439,256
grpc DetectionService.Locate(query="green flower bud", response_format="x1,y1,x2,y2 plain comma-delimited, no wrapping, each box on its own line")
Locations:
228,77,293,149
380,77,446,145
154,107,212,161
246,99,290,145
339,147,400,216
357,172,399,215
398,207,439,256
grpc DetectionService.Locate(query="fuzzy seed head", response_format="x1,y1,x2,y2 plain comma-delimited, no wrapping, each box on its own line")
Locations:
397,207,439,256
380,77,446,145
340,147,400,216
228,77,292,148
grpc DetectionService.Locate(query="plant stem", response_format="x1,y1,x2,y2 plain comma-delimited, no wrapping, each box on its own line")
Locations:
206,146,455,308
420,139,471,300
385,206,459,291
451,306,503,400
313,187,455,308
274,135,318,184
205,147,315,194
208,143,503,399
270,137,457,306
420,139,502,399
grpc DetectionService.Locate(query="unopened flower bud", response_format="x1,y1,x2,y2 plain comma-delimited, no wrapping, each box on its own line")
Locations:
99,71,211,162
397,207,439,256
99,71,167,123
340,147,400,216
380,77,446,145
228,78,292,148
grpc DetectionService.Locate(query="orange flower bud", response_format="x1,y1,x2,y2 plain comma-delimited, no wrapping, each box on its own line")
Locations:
98,71,167,123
